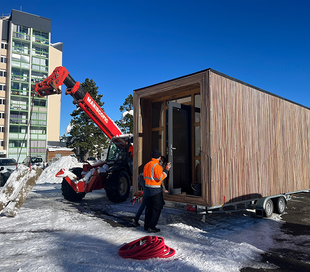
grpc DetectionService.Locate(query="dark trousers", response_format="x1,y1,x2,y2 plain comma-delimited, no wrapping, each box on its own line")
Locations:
144,192,164,230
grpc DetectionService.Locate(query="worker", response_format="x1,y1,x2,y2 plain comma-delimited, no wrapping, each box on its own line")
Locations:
133,156,168,227
143,149,171,233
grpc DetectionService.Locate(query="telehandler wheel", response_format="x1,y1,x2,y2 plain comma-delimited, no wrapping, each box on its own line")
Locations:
106,171,130,203
61,179,86,202
273,196,286,214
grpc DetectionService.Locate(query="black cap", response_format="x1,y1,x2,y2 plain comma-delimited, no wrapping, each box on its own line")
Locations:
152,148,161,159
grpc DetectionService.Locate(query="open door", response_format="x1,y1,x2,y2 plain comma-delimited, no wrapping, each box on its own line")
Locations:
167,102,191,195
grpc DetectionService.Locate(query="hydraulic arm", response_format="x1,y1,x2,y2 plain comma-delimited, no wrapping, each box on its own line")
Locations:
32,66,122,139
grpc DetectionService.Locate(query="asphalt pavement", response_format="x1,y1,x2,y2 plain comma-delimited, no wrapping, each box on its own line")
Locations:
241,192,310,272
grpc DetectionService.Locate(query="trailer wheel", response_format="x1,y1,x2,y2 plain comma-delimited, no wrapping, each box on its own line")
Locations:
61,179,86,201
106,171,130,203
264,198,274,217
273,196,286,214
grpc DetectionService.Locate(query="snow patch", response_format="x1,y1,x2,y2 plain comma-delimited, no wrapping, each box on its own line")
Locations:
37,156,82,184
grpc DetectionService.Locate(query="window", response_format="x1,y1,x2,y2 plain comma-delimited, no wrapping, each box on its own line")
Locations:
0,57,7,63
0,112,5,119
31,71,47,84
12,25,30,41
32,57,48,72
32,30,49,45
0,141,4,147
0,99,5,105
0,70,7,77
1,43,8,49
12,54,30,69
31,112,47,120
0,126,4,133
10,112,27,124
11,68,29,82
13,25,30,35
12,40,30,54
9,140,27,148
12,54,29,63
0,85,6,91
32,45,48,58
33,99,47,107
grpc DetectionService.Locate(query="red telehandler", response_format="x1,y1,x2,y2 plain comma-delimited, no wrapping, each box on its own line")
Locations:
33,66,133,203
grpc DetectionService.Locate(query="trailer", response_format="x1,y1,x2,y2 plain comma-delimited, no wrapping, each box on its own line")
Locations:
133,68,310,217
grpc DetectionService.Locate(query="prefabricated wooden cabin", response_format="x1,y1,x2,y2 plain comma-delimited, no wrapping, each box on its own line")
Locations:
132,68,310,213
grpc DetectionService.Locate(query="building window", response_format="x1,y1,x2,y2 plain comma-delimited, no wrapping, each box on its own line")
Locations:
0,70,7,77
0,99,5,105
31,112,47,120
1,43,8,49
12,25,30,41
32,56,48,72
0,85,6,91
32,30,49,45
32,44,48,58
12,53,30,69
0,112,5,119
0,57,7,63
9,140,26,148
11,68,29,82
12,40,30,55
33,99,46,107
31,71,47,84
0,126,4,133
10,112,27,124
0,141,4,147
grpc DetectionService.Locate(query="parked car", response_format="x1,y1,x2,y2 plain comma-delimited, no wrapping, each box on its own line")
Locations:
22,156,45,169
0,158,17,186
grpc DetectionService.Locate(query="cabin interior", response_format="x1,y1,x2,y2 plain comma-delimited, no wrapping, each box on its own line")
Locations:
138,82,202,198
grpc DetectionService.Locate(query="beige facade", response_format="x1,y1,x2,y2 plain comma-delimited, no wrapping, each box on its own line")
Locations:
47,44,62,141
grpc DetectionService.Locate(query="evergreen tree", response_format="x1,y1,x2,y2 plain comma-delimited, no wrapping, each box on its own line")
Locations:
66,78,109,161
115,94,133,134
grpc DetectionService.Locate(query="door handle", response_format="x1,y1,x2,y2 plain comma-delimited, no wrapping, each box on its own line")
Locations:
170,145,176,155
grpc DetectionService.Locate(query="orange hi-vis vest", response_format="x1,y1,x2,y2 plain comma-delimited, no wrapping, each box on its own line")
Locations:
144,158,167,188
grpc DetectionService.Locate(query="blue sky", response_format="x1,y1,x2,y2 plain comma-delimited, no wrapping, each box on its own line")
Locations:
2,0,310,136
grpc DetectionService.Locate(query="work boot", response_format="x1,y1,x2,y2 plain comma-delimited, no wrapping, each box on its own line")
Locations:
132,218,140,227
147,227,160,233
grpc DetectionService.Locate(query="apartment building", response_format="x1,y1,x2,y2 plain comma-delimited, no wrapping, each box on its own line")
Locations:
0,10,62,161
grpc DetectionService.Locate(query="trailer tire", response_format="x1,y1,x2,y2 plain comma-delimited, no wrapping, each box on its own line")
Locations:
264,198,274,217
273,196,286,214
106,171,130,203
61,179,86,202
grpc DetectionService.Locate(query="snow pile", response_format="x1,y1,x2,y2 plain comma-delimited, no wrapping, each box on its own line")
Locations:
37,156,82,184
0,165,42,216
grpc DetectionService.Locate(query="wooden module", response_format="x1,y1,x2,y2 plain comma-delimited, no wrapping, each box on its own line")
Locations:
133,69,310,208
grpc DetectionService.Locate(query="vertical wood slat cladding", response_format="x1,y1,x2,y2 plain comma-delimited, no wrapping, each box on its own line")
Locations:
133,68,310,207
209,71,310,206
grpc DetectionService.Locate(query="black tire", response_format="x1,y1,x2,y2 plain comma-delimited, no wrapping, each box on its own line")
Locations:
105,171,130,203
61,178,86,202
264,198,274,218
273,196,286,214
